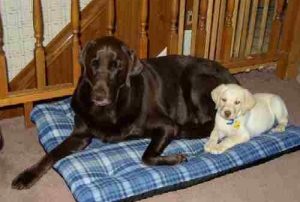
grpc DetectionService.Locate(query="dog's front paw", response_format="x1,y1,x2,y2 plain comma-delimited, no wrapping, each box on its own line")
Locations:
272,124,286,133
206,144,228,154
204,141,217,153
12,169,39,190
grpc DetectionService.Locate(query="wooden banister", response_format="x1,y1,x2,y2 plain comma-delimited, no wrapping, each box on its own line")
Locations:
268,0,285,56
33,0,46,89
139,0,149,58
220,0,235,62
168,0,179,54
71,0,81,86
107,0,115,36
0,11,9,98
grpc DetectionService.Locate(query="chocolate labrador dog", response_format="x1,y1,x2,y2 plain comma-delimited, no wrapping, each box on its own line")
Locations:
12,36,238,189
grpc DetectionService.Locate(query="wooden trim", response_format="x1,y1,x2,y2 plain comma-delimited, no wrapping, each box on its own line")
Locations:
0,84,74,108
223,53,279,73
33,0,46,89
0,12,8,98
71,0,81,86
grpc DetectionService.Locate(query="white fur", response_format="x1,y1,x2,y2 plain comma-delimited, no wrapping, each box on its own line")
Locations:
205,84,288,154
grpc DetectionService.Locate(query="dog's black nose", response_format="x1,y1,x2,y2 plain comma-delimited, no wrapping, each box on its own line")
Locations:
224,110,231,118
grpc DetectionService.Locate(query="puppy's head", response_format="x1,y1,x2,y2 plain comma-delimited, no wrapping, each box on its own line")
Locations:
211,84,256,120
80,36,143,107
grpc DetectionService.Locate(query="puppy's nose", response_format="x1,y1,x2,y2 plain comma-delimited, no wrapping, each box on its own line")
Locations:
224,110,231,118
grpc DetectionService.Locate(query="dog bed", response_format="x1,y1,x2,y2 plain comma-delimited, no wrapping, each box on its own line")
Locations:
31,97,300,202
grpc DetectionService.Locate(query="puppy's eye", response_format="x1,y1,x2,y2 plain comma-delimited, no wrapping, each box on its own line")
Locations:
235,101,240,105
221,98,227,102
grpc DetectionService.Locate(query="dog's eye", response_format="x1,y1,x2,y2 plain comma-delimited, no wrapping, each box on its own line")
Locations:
91,59,99,67
221,98,227,102
110,60,122,70
235,101,240,105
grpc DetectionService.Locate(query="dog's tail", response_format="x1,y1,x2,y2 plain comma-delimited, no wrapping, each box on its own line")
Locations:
0,127,3,150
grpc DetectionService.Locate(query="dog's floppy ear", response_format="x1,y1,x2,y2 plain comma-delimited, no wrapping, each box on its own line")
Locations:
122,45,144,87
79,40,97,75
241,88,256,114
211,84,227,109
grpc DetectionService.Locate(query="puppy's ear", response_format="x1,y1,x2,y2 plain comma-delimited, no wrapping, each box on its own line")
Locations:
79,40,97,75
122,45,144,87
211,84,227,109
241,89,256,114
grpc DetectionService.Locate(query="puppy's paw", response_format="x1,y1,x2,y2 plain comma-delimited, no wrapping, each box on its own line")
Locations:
204,142,216,153
272,124,286,133
207,144,228,154
11,169,39,190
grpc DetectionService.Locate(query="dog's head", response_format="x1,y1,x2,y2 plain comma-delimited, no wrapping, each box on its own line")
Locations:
80,36,143,106
211,84,256,120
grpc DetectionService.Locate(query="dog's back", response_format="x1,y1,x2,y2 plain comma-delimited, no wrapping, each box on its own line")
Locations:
245,93,288,136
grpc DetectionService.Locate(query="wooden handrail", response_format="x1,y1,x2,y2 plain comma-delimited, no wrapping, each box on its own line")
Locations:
33,0,46,89
0,84,74,108
71,0,81,86
168,0,179,54
0,11,8,98
139,0,149,58
107,0,115,36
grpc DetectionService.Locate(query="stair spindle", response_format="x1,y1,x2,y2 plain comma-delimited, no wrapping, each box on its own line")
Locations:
33,0,46,89
71,0,81,86
139,0,149,58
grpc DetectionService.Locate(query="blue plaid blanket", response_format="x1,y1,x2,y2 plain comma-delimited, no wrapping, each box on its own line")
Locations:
31,98,300,202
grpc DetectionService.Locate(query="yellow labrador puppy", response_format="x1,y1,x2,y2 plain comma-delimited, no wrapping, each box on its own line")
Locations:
205,84,288,154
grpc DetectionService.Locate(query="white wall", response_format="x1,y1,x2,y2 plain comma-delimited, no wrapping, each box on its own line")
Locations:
0,0,92,81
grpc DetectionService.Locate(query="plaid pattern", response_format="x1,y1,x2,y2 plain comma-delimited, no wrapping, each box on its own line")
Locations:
31,98,300,202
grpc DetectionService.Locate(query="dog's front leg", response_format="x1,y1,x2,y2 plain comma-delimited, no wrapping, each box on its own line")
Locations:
142,121,187,166
204,127,219,153
12,127,92,190
210,132,250,154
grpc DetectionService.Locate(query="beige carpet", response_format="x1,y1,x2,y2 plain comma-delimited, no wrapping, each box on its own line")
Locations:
0,69,300,202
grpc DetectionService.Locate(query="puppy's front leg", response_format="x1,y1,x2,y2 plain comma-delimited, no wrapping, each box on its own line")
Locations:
210,133,250,154
204,128,219,153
